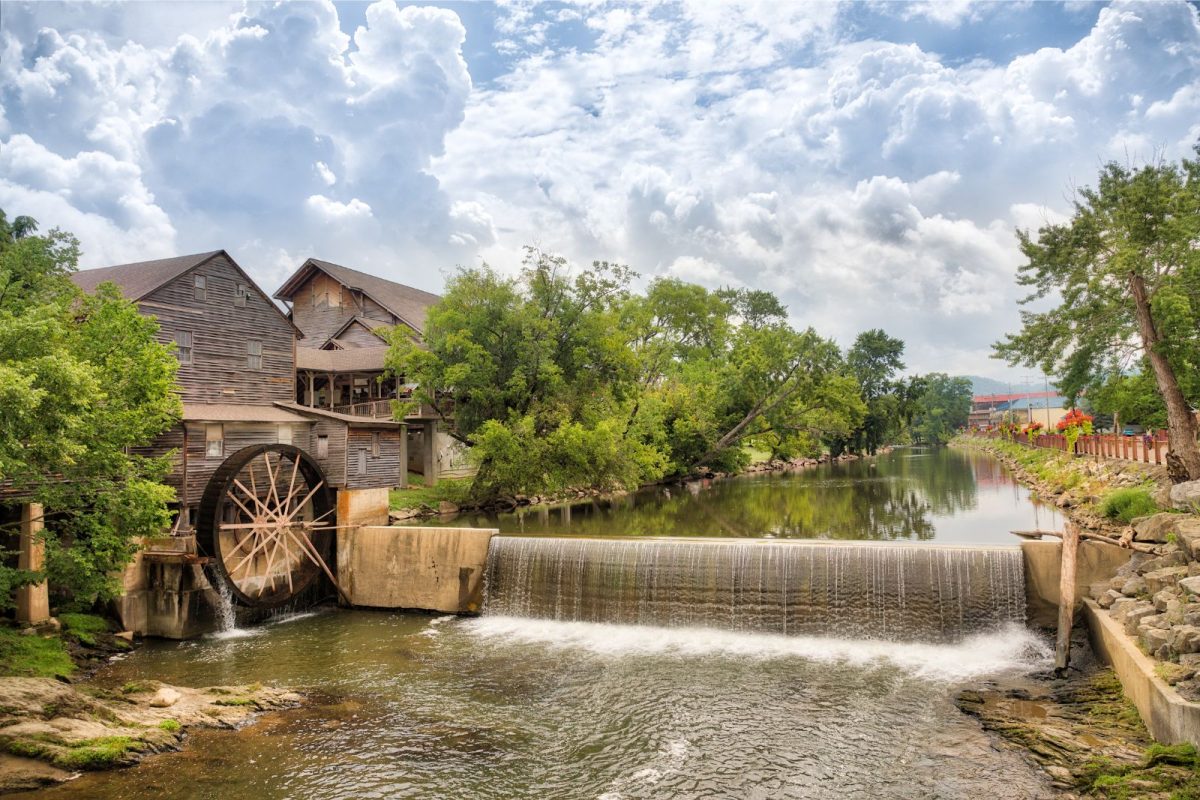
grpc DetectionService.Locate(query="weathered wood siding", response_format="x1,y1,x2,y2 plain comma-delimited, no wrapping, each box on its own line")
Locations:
179,422,312,506
287,271,397,345
310,419,348,488
142,254,295,405
331,320,385,349
345,428,404,489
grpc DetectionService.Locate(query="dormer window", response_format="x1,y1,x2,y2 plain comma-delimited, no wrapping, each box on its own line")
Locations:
235,283,249,307
193,274,207,301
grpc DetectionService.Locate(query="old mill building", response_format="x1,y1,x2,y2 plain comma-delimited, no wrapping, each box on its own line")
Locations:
70,250,457,528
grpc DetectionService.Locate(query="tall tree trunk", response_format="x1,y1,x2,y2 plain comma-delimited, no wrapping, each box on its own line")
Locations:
1129,272,1200,482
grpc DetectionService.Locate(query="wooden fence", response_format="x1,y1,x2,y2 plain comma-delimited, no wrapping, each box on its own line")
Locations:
974,429,1170,466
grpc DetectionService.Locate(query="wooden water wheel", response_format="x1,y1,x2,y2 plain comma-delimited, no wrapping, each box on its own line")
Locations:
197,444,340,607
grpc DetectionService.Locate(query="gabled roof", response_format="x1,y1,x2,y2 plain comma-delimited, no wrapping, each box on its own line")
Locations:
72,250,299,336
274,258,441,334
72,251,223,299
323,315,392,349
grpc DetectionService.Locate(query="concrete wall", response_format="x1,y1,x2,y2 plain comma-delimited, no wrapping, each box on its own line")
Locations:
1022,540,1133,628
337,526,497,614
1085,599,1200,745
337,487,390,528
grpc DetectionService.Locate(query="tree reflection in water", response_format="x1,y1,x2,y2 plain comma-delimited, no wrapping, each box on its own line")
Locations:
433,447,1052,544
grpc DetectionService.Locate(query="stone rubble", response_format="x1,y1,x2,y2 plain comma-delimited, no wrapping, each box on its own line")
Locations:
1089,511,1200,699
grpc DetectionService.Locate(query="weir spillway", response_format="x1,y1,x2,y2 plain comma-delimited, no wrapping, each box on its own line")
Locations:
482,536,1027,643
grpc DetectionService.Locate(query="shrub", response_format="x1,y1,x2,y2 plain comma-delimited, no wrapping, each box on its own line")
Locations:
1099,488,1158,523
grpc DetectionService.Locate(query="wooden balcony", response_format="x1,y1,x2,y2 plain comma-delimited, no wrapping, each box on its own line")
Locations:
332,399,449,420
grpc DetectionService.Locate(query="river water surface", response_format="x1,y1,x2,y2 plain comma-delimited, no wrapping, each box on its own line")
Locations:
422,446,1062,543
17,447,1062,799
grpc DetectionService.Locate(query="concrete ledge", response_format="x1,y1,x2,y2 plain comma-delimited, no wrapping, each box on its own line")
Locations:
1022,540,1133,628
1084,598,1200,745
337,526,498,614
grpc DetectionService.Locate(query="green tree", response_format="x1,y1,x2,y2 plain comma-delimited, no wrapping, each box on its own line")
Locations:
994,149,1200,481
831,329,906,455
0,212,181,610
387,248,662,498
913,373,973,445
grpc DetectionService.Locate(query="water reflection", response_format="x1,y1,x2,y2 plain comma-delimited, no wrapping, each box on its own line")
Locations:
422,447,1061,545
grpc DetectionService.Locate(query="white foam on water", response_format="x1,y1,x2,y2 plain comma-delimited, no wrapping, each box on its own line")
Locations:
205,626,267,641
463,616,1052,682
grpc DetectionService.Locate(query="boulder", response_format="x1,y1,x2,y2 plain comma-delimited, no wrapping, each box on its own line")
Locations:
1180,653,1200,670
437,501,460,515
1173,626,1200,655
1142,552,1188,573
1144,566,1190,595
1124,602,1159,635
1122,575,1148,596
1133,513,1181,543
149,687,181,708
1176,519,1200,561
1098,590,1124,609
1171,480,1200,511
1141,625,1172,654
1154,588,1183,613
1110,597,1139,619
1180,576,1200,597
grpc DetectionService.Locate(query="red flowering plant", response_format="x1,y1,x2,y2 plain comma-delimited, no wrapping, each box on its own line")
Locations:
1056,408,1094,453
1022,421,1044,444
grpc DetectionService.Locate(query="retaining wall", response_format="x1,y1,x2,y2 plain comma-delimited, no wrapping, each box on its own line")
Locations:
337,526,497,614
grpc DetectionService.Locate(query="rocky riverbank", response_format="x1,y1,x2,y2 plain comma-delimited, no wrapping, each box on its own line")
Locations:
0,677,303,793
957,631,1200,799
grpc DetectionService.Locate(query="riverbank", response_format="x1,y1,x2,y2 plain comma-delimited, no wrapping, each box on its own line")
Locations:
389,449,880,521
958,631,1200,799
953,435,1170,536
0,677,302,793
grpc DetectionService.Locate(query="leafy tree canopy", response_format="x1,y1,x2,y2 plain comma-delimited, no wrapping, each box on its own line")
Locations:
0,211,180,610
993,148,1200,479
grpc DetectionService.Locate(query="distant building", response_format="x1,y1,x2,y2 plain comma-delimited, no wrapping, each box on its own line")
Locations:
968,391,1065,429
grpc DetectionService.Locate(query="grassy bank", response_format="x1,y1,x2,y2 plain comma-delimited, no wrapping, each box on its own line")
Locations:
954,434,1168,526
0,614,130,679
389,474,474,511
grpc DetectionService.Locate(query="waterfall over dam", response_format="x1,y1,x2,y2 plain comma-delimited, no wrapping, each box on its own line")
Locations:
482,537,1027,642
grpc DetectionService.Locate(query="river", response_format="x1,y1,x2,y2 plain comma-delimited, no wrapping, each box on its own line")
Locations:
15,446,1062,799
417,445,1062,543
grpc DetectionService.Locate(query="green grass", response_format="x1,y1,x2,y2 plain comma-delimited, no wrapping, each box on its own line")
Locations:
1081,743,1200,799
389,475,474,510
157,719,181,733
58,614,111,648
52,736,141,771
744,445,773,465
1099,487,1159,523
0,626,74,678
211,697,256,707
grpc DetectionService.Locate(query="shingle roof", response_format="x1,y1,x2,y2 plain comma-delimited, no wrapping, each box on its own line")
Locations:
295,347,388,372
72,251,223,299
275,258,441,334
322,315,392,348
182,403,312,423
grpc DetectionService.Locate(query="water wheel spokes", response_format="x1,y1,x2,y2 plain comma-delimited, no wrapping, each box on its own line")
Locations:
198,444,342,608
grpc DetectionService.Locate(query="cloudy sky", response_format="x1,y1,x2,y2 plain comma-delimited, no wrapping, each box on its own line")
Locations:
2,1,1199,379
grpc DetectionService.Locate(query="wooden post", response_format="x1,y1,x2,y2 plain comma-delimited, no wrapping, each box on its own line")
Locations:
422,420,437,488
327,373,335,410
398,425,409,489
16,503,50,625
307,372,315,408
1055,522,1079,673
1155,434,1164,465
